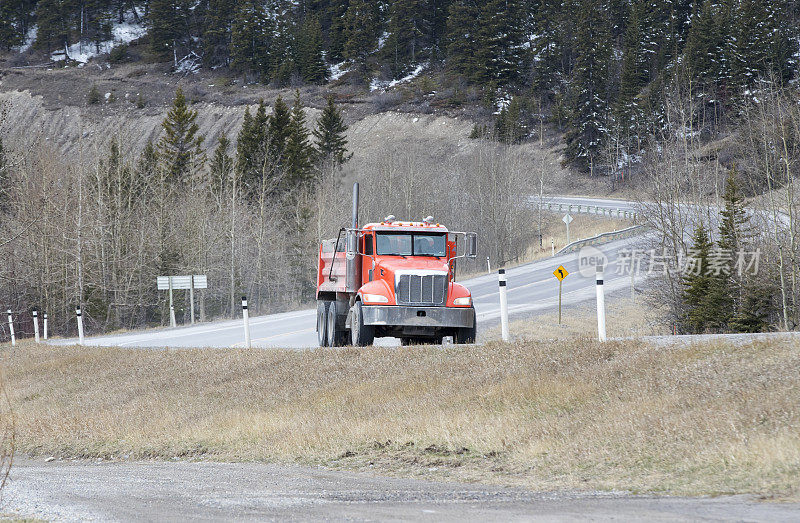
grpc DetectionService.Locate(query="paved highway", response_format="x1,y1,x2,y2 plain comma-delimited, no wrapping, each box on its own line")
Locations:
52,197,645,349
8,459,800,521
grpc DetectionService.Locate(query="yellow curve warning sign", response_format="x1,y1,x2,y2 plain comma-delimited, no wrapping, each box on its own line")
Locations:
553,265,569,281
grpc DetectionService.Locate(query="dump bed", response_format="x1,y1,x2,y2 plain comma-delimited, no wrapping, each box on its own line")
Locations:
317,237,348,295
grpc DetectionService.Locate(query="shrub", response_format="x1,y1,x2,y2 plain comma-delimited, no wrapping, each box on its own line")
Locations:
87,85,102,105
108,44,128,64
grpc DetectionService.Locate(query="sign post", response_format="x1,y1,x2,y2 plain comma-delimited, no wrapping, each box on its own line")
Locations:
242,296,251,349
562,214,573,245
6,309,15,347
168,277,176,328
596,263,606,342
553,265,569,324
498,269,509,342
76,306,85,345
189,275,196,325
32,309,40,343
157,275,207,327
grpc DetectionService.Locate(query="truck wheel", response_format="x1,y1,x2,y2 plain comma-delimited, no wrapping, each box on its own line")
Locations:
351,301,375,347
454,308,477,344
317,301,330,347
327,301,347,347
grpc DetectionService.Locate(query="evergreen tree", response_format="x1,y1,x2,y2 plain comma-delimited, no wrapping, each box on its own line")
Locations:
343,0,380,77
158,88,205,183
313,95,352,167
729,281,771,333
297,15,329,84
682,224,714,333
683,0,730,91
477,0,525,85
616,0,648,126
564,0,611,174
149,0,191,63
210,132,233,199
446,0,525,86
445,0,481,81
0,0,23,50
236,101,269,198
34,0,68,53
271,9,299,85
137,140,159,181
203,0,235,67
283,92,315,188
530,0,575,91
268,95,291,164
730,0,796,90
229,0,273,79
384,0,430,78
326,0,350,62
494,97,526,144
712,166,751,330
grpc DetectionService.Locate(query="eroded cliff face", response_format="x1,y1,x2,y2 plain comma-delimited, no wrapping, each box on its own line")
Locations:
0,87,569,191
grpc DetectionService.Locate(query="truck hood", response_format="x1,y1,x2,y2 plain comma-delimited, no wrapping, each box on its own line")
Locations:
373,257,450,278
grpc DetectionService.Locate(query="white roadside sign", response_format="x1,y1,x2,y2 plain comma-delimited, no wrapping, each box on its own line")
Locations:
157,275,208,290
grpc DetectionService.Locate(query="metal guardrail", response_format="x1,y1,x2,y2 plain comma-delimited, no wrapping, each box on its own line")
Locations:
538,201,639,222
556,224,648,255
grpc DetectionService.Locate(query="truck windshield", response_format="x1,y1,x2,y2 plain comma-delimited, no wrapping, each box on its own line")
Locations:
376,233,446,257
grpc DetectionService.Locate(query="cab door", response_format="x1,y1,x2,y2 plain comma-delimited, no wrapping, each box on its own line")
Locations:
361,233,375,285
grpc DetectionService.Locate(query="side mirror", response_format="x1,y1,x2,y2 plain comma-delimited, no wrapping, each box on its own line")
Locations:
466,233,478,258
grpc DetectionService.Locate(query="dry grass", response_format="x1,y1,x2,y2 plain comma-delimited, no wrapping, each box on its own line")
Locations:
532,212,633,260
487,296,670,341
3,337,799,499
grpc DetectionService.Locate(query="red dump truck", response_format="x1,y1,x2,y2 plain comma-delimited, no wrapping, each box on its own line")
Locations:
316,183,478,346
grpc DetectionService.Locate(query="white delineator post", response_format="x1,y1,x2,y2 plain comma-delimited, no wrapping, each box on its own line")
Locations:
498,269,509,342
169,277,177,328
33,309,40,343
486,256,491,273
242,296,251,349
596,264,607,342
551,238,555,257
76,306,85,346
189,275,196,325
6,309,15,347
43,313,48,340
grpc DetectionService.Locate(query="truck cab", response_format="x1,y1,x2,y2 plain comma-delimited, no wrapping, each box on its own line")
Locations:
316,185,478,346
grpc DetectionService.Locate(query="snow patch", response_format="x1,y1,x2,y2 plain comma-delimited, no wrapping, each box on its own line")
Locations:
377,31,389,51
50,12,146,63
175,51,201,74
370,62,427,91
15,25,37,53
329,61,349,81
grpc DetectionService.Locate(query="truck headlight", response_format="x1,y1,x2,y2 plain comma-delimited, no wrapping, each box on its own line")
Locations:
453,296,471,306
362,293,389,304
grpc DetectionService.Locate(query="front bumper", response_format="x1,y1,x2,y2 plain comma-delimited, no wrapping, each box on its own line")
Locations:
361,305,474,328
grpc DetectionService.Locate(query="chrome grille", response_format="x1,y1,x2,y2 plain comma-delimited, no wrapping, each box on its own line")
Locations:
396,273,447,306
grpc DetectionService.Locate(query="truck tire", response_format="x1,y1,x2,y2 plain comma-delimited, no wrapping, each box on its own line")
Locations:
317,301,330,347
327,301,347,347
351,301,375,347
454,308,477,344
